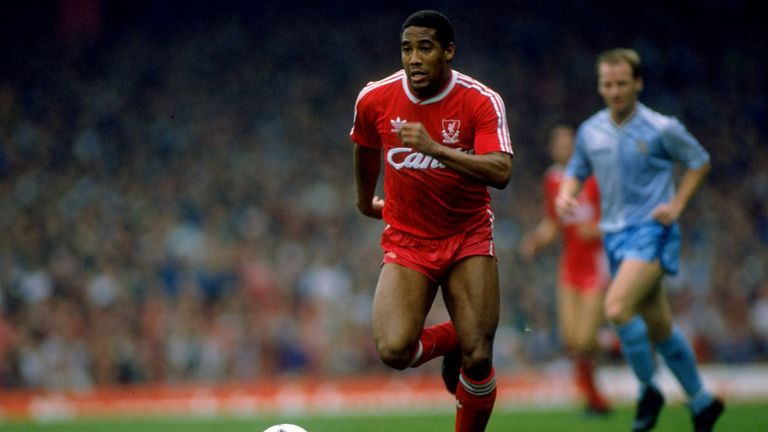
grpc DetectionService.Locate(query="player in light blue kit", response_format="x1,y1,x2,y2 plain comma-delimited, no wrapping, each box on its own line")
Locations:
556,48,724,432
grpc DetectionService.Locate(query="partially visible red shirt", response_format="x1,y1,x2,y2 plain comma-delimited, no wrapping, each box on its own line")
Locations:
351,70,513,238
544,166,607,289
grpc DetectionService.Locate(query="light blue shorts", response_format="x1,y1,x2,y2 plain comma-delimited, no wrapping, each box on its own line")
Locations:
603,222,681,276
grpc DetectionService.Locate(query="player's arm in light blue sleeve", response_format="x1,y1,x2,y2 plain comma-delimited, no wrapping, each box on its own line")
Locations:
557,127,592,217
662,118,711,170
652,119,711,225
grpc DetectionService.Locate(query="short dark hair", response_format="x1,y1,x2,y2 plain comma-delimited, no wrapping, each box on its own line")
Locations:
401,10,455,48
597,48,642,79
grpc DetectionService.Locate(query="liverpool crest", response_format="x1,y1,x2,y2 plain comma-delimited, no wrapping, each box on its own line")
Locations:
441,119,461,144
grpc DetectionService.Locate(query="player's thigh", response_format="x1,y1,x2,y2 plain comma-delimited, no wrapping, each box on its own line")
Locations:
559,284,603,349
442,255,500,349
604,258,664,322
557,284,579,345
372,263,438,344
572,288,605,348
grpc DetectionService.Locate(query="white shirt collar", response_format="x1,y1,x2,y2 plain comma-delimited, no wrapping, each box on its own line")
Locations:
402,70,457,105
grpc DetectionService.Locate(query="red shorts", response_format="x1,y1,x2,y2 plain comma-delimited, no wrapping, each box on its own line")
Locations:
559,249,609,294
381,213,496,282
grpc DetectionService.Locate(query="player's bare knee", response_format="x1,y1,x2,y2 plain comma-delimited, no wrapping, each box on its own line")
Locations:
572,337,597,355
460,346,492,376
604,299,632,325
375,339,411,370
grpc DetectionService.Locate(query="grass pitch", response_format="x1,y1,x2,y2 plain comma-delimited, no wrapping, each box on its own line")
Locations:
1,402,765,432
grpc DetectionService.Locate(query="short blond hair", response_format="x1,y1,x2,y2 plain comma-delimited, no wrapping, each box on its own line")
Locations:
597,48,642,79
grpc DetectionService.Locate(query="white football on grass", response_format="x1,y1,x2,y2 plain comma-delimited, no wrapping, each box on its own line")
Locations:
263,424,309,432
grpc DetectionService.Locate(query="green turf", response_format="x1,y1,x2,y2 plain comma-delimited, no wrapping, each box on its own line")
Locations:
1,403,764,431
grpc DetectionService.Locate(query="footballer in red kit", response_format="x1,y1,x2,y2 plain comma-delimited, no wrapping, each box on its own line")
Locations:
543,168,606,292
519,124,610,415
351,10,512,432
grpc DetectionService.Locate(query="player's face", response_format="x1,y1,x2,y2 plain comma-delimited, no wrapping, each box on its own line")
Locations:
549,126,574,165
401,26,455,99
597,61,643,123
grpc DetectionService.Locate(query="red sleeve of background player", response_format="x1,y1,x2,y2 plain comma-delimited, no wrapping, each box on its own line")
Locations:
350,91,382,149
469,90,513,156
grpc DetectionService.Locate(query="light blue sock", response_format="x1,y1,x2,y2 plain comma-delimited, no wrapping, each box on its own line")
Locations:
656,326,713,413
615,316,656,385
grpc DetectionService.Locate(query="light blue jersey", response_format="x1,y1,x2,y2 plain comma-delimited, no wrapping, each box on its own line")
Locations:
566,103,710,233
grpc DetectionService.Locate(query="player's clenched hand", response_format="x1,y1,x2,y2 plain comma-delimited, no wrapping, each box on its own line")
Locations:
398,122,439,155
358,195,385,219
651,202,681,226
555,193,579,218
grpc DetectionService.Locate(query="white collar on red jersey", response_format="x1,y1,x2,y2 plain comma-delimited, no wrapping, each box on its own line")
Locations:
402,70,457,105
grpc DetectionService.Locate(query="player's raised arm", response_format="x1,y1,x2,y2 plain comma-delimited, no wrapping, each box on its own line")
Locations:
398,122,512,189
431,146,512,190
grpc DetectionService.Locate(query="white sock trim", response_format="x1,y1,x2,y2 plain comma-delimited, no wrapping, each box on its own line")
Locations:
459,371,497,396
408,341,424,367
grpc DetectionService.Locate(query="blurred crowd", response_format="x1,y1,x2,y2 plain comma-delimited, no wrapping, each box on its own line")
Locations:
0,1,766,390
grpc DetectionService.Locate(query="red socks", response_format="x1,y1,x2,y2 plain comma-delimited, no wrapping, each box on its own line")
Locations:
455,368,497,432
574,355,609,410
409,321,458,367
408,322,497,431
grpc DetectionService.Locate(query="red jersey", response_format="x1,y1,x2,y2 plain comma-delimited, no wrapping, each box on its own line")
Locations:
543,166,607,290
350,70,513,238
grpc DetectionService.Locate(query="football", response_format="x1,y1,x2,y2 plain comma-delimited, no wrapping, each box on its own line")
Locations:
263,424,309,432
